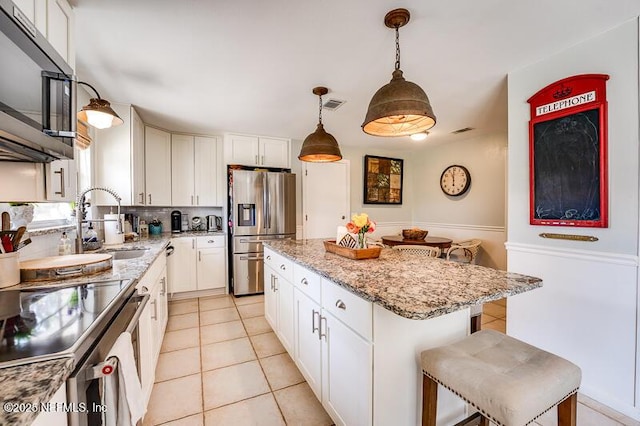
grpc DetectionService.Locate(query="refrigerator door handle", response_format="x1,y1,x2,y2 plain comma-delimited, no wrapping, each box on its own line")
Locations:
263,174,270,229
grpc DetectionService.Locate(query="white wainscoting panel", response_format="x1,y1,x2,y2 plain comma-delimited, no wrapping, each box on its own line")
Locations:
507,243,639,420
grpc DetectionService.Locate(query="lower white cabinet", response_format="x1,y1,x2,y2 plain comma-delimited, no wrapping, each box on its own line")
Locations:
264,263,295,355
31,382,68,426
168,236,226,295
264,247,372,426
136,254,168,405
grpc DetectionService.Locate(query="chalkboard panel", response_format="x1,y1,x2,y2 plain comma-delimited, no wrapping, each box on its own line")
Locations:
532,108,601,223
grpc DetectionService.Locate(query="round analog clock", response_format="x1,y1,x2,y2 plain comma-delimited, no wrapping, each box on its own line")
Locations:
440,165,471,196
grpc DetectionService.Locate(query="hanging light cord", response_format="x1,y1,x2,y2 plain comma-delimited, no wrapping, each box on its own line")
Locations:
394,26,401,71
77,81,102,99
318,92,323,125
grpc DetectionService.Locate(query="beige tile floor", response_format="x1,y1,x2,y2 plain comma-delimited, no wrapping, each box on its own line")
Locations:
144,295,638,426
142,294,334,426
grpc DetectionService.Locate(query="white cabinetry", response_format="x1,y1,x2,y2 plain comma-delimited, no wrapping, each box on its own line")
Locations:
264,249,295,355
13,0,74,69
264,248,373,426
167,236,226,295
136,254,168,405
94,105,144,206
45,157,76,201
31,382,68,426
144,126,171,206
171,135,222,207
224,133,290,168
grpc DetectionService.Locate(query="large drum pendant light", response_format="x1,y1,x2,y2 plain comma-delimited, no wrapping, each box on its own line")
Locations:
362,9,436,137
299,86,342,162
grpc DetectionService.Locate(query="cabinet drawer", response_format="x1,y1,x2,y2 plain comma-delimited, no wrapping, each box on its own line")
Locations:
322,279,372,341
293,264,321,303
197,235,225,248
264,248,293,282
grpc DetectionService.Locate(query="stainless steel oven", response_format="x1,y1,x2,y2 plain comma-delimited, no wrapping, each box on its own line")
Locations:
66,292,148,426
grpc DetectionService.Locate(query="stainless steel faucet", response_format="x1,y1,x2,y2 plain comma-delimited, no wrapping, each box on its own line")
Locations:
75,187,122,253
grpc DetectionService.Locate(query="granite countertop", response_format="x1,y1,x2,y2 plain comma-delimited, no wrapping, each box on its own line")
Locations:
264,239,542,320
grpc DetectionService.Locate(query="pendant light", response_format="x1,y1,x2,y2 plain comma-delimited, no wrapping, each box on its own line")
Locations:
77,81,124,129
298,86,342,162
362,8,436,137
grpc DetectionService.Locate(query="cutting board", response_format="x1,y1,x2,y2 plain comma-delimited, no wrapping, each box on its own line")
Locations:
20,254,113,281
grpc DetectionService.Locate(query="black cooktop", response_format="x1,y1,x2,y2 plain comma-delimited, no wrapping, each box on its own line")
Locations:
0,279,133,367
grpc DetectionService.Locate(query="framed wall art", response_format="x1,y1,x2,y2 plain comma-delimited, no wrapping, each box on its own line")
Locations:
528,74,609,228
363,155,403,204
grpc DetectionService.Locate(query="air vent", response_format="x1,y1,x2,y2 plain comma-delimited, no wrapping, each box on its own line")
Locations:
323,99,346,111
452,127,474,134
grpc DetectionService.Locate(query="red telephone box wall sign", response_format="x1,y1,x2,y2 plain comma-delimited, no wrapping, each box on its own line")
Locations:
527,74,609,227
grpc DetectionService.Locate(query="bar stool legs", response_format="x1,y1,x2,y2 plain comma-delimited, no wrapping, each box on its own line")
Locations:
558,393,577,426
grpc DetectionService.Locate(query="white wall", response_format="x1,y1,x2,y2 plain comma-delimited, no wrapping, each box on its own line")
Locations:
506,18,640,419
411,132,508,269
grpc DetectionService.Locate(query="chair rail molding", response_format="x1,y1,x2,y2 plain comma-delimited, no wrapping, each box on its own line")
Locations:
413,222,505,233
505,241,638,266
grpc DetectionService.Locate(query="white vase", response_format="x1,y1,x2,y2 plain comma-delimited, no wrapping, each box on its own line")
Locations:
9,205,34,229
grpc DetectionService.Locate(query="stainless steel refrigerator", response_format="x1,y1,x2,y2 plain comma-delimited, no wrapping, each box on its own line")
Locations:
230,169,296,295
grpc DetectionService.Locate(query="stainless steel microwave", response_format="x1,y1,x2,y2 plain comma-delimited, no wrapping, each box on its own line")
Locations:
0,0,76,162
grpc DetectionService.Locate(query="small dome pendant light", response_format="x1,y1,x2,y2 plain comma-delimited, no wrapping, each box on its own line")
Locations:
77,81,124,129
362,8,436,137
298,86,342,162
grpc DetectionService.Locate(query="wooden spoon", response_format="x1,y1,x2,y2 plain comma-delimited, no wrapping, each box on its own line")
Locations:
13,226,26,247
1,212,10,231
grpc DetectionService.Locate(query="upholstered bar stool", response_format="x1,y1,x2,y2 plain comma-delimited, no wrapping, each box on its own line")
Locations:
421,330,581,426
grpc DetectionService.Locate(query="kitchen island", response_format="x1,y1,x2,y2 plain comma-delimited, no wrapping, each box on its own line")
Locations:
263,239,542,426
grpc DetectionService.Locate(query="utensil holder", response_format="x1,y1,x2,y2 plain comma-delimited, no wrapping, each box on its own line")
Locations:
0,252,20,288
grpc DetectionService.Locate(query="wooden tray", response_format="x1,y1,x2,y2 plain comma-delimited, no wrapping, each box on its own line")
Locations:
323,240,381,260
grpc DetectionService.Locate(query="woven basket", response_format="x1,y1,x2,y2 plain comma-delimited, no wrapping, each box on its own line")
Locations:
402,229,428,240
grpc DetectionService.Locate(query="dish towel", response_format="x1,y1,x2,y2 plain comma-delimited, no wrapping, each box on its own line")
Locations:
102,332,146,426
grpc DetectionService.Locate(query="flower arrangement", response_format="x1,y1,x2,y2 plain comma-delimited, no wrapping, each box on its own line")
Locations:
346,213,376,249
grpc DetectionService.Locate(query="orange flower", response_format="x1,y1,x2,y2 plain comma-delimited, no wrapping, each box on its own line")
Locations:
346,222,359,233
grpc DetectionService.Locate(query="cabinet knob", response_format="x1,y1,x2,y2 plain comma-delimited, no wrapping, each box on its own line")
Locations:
335,299,346,310
300,278,308,286
266,255,271,260
280,264,286,271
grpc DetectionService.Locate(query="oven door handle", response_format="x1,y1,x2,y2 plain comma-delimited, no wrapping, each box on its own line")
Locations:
126,294,150,334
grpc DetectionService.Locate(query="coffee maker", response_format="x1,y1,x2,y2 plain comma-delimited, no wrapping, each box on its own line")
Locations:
171,210,182,233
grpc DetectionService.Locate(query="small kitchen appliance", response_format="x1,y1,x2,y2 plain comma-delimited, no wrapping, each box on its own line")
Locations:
207,215,222,232
181,213,189,231
171,210,182,233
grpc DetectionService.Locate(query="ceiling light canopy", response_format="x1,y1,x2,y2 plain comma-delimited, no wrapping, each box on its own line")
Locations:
77,81,124,129
362,8,436,137
299,87,342,163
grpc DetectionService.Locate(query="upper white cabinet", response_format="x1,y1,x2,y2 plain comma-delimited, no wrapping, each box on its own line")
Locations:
224,133,290,168
171,135,222,207
145,126,172,206
14,0,75,70
45,157,77,201
93,105,144,205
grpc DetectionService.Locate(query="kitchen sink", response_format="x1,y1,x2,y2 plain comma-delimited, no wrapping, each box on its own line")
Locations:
98,248,149,260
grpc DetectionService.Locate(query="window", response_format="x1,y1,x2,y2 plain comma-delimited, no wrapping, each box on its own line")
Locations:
30,202,73,229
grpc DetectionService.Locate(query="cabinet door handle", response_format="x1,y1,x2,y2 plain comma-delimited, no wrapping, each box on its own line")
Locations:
191,195,194,205
319,315,327,341
255,155,258,164
335,299,346,310
54,168,65,198
199,251,202,261
139,192,145,204
192,239,195,249
161,277,166,295
312,309,319,335
300,278,308,286
151,300,158,320
261,155,264,165
270,274,275,291
273,275,278,291
196,195,199,205
148,194,152,204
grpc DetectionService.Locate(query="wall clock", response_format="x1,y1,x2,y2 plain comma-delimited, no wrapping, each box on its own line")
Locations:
440,165,471,196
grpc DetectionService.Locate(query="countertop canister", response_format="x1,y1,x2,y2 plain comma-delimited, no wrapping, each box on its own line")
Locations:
0,252,20,288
